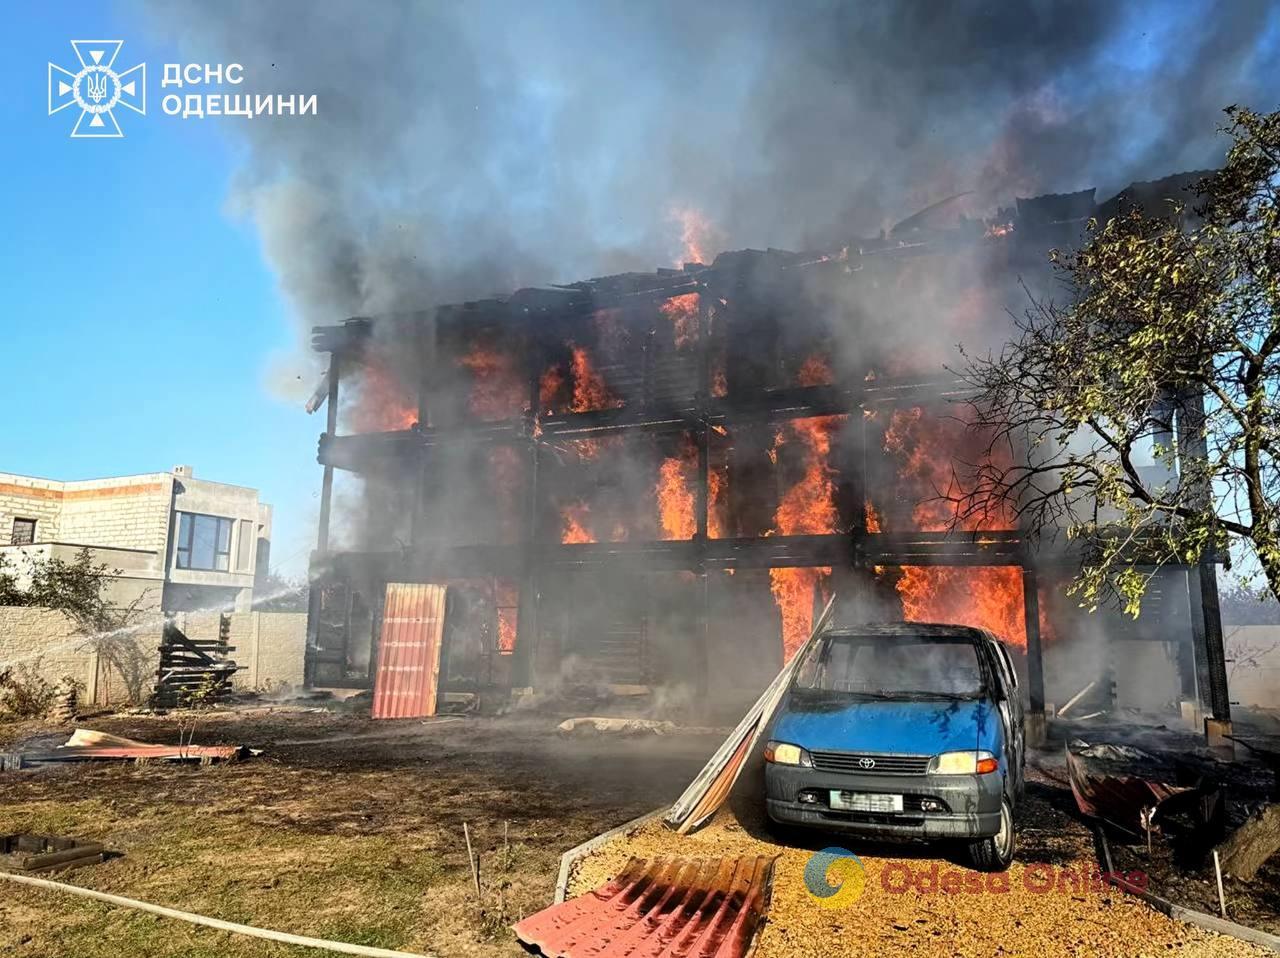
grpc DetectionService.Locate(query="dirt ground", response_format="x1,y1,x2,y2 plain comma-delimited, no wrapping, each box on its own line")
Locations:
0,706,723,957
1,707,1274,958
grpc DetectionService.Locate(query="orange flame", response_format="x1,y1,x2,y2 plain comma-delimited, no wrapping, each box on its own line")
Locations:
660,293,700,349
883,407,1016,532
897,566,1026,650
539,365,565,413
351,358,417,432
770,566,831,661
456,344,525,420
496,580,518,652
656,435,697,540
769,383,845,657
708,466,727,539
883,405,1025,647
568,344,620,413
561,502,594,544
796,354,834,387
670,206,712,266
773,414,842,538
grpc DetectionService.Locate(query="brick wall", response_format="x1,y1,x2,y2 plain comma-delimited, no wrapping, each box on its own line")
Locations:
0,473,173,552
0,477,65,543
57,477,172,552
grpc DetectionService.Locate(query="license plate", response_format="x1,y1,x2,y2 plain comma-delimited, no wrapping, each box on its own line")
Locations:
830,791,904,813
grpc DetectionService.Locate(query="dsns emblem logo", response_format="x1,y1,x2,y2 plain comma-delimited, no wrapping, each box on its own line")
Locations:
803,847,866,908
49,41,146,138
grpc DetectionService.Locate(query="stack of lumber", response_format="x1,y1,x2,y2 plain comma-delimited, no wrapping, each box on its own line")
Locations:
152,616,241,708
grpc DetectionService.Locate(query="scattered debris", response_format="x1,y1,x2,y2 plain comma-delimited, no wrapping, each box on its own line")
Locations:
1064,739,1216,838
557,717,678,736
515,855,777,958
0,834,107,874
664,597,834,834
1,728,252,770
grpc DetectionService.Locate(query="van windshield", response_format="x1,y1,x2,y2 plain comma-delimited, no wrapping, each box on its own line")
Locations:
792,633,985,700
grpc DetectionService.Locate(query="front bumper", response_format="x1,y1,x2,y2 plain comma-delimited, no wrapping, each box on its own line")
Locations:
765,764,1003,840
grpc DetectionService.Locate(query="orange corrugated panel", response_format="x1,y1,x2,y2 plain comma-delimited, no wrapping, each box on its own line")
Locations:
513,855,776,958
371,583,447,719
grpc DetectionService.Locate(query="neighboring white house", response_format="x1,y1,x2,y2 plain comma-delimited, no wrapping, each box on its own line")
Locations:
0,465,271,612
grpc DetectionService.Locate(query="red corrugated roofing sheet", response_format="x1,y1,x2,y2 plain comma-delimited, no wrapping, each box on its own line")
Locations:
514,855,777,958
371,583,446,719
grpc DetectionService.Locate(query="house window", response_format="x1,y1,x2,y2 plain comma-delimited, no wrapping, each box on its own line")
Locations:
10,518,36,546
176,513,234,571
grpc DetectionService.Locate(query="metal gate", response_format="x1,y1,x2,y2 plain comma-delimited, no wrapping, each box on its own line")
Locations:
371,583,447,719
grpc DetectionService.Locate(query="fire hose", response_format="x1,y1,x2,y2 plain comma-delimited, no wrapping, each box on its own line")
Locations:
0,870,437,958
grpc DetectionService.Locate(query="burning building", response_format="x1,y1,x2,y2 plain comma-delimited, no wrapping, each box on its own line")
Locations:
302,173,1229,728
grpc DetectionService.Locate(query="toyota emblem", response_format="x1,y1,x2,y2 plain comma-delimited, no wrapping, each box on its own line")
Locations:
858,757,876,770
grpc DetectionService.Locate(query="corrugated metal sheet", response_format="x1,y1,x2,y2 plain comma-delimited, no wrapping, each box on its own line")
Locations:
1,729,245,770
1065,744,1196,836
371,583,446,720
514,855,777,958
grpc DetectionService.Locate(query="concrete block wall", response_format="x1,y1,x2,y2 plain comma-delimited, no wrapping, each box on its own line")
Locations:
0,606,162,707
1225,625,1280,710
231,612,307,691
1,606,305,710
172,610,306,692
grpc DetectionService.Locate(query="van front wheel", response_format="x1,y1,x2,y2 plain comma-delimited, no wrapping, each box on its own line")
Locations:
967,796,1015,871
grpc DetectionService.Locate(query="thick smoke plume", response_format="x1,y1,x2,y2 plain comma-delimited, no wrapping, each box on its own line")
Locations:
144,0,1280,333
140,0,1280,711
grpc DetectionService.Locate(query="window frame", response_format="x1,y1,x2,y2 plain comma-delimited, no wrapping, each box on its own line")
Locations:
9,517,36,546
175,512,235,572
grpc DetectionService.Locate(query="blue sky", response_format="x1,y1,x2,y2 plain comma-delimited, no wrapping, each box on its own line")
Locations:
0,4,320,576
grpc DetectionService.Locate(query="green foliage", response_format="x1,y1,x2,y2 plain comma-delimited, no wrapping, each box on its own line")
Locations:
0,547,125,632
959,106,1280,609
0,547,155,704
0,664,79,718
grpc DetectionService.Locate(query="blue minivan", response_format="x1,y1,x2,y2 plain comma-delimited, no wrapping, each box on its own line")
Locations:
764,622,1025,870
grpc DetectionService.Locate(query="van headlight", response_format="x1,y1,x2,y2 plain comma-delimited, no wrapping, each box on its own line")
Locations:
764,741,813,767
928,750,998,775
